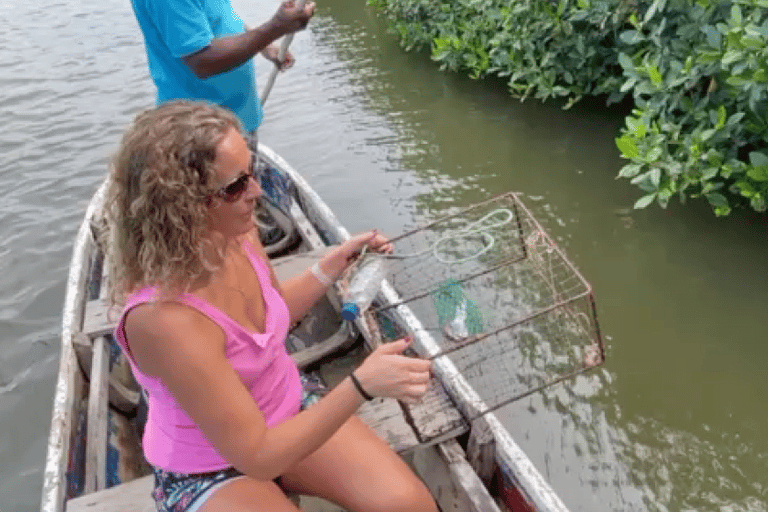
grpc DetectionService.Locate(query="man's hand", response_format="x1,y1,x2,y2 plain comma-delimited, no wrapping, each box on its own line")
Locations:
261,45,295,70
269,0,316,37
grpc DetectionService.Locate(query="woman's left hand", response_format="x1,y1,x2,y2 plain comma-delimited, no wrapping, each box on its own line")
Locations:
318,230,392,282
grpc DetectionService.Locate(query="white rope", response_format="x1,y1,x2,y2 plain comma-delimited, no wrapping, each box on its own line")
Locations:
386,208,514,264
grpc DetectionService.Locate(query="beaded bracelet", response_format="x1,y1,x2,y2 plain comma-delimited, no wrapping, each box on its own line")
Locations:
349,372,373,401
309,261,333,286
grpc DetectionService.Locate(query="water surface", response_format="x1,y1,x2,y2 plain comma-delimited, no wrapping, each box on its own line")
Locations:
1,0,766,510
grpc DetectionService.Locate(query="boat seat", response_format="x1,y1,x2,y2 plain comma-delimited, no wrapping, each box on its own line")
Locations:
67,475,154,512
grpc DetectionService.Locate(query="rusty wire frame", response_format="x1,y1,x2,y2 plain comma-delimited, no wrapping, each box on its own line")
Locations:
368,192,605,423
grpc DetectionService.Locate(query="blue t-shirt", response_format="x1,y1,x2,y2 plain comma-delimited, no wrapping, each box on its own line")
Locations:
131,0,263,132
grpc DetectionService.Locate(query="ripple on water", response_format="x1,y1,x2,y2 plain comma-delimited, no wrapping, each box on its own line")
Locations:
0,350,59,512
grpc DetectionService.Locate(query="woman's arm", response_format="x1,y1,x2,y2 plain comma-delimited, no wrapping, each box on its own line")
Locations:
243,229,391,324
280,231,392,323
125,302,429,481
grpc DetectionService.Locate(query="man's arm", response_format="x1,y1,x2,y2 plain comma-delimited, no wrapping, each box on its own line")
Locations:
184,1,314,79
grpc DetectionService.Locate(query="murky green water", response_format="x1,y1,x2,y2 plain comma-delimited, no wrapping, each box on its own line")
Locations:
1,0,766,509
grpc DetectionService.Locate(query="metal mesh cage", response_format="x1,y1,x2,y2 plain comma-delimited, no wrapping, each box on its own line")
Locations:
367,192,604,421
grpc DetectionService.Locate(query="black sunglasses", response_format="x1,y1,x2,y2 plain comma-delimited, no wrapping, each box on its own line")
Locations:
211,158,259,203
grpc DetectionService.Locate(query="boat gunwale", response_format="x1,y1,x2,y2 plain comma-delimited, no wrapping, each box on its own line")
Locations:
42,179,110,512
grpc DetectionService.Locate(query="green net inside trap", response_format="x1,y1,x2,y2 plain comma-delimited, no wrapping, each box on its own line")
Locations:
364,193,605,429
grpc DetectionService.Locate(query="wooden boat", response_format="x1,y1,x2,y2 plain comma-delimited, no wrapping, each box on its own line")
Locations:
41,144,583,512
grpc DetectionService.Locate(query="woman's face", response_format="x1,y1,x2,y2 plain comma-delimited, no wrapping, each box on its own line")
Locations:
206,127,261,238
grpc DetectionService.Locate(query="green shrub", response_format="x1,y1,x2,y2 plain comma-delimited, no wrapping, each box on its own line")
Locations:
370,0,768,216
615,0,768,215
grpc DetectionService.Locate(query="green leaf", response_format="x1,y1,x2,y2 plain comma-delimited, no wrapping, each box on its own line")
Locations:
727,112,745,126
746,167,768,181
616,136,639,159
706,192,729,206
634,193,657,209
748,151,768,167
751,195,767,212
701,167,719,181
627,118,646,138
716,105,727,129
650,168,661,187
730,5,743,26
620,30,644,44
742,36,763,48
618,163,642,178
722,49,743,65
618,52,634,70
646,147,663,162
735,180,756,196
647,65,663,86
702,25,721,48
714,204,732,216
683,56,693,73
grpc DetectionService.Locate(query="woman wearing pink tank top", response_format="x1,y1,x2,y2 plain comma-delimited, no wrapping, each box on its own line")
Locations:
105,101,437,512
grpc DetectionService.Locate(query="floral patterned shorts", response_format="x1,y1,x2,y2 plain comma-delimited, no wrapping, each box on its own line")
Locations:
150,373,327,511
151,466,244,512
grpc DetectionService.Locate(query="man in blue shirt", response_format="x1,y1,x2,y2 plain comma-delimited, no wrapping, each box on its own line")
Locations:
131,0,315,136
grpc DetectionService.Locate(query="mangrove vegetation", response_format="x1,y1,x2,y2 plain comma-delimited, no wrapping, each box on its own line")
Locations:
369,0,768,216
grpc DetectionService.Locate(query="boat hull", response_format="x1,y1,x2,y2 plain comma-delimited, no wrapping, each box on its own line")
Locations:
42,145,570,512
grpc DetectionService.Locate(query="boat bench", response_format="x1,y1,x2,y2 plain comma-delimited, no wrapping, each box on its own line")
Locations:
68,250,470,512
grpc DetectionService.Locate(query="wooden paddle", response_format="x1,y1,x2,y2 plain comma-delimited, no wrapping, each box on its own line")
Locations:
260,0,309,105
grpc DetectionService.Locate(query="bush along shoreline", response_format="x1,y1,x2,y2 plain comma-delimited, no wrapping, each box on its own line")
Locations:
369,0,768,216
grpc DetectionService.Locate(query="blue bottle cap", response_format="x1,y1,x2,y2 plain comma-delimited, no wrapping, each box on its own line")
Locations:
340,303,360,321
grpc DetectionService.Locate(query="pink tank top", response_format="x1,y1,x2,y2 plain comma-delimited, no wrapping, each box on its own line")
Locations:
114,241,302,473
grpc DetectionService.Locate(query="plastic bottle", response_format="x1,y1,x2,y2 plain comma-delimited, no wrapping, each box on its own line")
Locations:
340,255,387,321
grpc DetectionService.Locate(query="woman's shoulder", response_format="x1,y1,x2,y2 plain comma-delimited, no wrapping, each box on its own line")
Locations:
127,298,219,341
124,299,227,378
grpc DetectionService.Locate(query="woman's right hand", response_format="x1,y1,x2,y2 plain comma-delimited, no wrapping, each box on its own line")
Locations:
353,338,432,404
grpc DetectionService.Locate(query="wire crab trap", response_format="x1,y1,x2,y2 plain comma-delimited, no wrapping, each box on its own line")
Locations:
360,192,604,439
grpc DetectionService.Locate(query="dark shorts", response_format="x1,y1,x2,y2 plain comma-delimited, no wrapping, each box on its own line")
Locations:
150,373,327,511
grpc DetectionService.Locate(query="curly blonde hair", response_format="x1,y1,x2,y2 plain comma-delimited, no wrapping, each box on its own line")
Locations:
105,100,243,304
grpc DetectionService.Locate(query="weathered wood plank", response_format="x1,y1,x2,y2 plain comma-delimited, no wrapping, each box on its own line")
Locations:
356,391,468,454
72,332,141,414
288,200,326,250
67,474,154,512
412,439,503,512
84,335,110,494
466,416,497,487
356,398,420,453
82,298,114,340
404,377,468,445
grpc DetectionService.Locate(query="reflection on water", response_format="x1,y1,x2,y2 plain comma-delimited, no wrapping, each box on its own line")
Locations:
2,0,767,509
